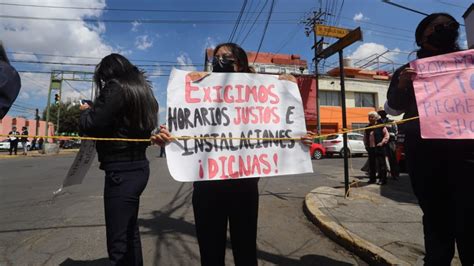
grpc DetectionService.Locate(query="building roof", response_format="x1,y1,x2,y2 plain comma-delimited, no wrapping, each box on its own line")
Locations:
463,3,474,18
327,66,390,81
205,48,307,66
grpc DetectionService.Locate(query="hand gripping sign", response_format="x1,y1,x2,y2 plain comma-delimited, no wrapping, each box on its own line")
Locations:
165,69,313,182
410,49,474,139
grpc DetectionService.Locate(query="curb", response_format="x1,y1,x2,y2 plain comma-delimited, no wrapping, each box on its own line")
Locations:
0,149,79,159
304,187,410,266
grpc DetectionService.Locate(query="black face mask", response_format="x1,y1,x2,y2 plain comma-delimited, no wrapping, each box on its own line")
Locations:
426,25,459,51
212,57,235,73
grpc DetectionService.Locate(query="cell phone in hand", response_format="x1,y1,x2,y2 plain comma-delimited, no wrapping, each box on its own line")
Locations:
80,99,93,106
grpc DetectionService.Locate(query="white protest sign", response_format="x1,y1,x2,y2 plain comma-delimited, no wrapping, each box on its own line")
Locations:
165,69,313,182
57,140,96,192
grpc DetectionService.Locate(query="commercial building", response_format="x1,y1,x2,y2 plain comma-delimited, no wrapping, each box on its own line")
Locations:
463,4,474,49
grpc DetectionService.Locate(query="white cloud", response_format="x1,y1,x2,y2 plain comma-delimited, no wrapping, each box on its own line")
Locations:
135,35,153,50
176,52,197,71
353,12,369,22
131,21,141,32
349,43,401,67
204,36,217,50
1,0,113,61
19,91,30,100
1,0,114,105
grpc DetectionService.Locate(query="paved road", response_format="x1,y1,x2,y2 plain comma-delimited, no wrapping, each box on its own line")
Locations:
0,147,368,265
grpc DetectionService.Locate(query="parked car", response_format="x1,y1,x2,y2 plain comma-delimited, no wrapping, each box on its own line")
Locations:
310,140,326,160
61,139,81,149
0,139,31,151
395,124,407,173
322,133,366,157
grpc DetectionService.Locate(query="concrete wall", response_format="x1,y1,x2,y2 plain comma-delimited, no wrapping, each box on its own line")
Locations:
0,115,55,141
464,4,474,49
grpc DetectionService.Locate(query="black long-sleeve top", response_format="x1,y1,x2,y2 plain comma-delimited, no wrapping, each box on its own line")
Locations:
80,81,151,163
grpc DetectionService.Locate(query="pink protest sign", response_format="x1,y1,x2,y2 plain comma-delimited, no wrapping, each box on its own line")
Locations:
410,49,474,139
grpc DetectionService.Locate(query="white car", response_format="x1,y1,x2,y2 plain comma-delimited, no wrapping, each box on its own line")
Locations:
0,139,32,151
322,133,366,157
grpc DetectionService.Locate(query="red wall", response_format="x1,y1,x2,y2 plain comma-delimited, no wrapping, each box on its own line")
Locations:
295,75,317,131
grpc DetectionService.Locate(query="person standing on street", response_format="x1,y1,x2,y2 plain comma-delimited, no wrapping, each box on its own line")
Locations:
8,126,19,155
386,13,474,265
80,53,159,266
377,108,399,179
37,137,44,150
364,111,389,185
20,126,29,155
153,42,313,266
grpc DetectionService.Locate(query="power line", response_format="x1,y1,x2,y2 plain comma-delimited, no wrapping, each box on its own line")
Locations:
64,80,88,99
16,70,170,77
0,15,297,24
0,2,305,14
382,0,465,26
8,51,180,63
275,24,303,53
11,60,204,67
11,103,36,111
381,0,429,16
340,15,413,33
252,0,275,64
229,0,248,42
435,0,469,9
240,0,269,45
234,0,256,43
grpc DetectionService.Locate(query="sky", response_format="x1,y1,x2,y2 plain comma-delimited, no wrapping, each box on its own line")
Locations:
1,0,472,124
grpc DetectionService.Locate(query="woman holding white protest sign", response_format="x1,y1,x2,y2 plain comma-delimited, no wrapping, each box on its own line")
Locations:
386,13,474,265
80,53,159,266
153,42,312,266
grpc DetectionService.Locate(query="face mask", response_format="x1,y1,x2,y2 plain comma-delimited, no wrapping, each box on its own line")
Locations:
426,23,459,50
212,56,235,72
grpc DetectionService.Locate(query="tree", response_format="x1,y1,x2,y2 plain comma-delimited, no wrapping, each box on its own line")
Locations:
42,102,81,135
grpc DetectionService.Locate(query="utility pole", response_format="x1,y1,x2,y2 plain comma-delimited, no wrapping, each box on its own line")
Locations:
35,108,39,136
304,10,327,136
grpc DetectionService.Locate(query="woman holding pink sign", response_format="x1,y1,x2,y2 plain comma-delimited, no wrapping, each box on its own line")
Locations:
386,13,474,265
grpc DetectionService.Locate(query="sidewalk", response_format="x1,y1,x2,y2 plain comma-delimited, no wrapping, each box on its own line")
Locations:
304,175,461,265
0,149,79,159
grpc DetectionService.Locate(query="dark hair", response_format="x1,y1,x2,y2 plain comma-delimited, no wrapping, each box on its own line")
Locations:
94,53,158,131
415,13,460,58
0,41,10,64
213,43,254,73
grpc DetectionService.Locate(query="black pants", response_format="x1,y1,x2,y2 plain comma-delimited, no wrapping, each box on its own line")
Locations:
367,147,387,182
385,141,399,177
9,140,18,155
405,134,474,265
193,178,259,266
102,160,149,266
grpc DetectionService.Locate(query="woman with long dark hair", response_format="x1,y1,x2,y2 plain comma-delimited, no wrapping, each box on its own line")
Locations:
80,53,158,266
154,43,312,266
386,13,474,265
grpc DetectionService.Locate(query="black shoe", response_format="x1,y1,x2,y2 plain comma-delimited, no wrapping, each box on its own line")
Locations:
368,179,376,184
379,179,387,185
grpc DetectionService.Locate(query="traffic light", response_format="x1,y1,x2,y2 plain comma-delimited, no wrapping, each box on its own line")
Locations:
54,93,60,104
